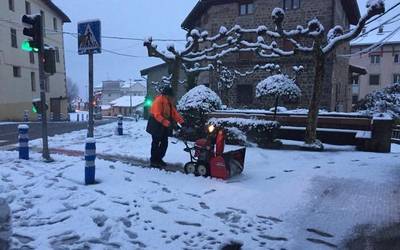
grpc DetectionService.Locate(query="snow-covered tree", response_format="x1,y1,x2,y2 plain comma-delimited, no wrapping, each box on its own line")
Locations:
356,83,400,119
256,74,301,119
145,0,385,148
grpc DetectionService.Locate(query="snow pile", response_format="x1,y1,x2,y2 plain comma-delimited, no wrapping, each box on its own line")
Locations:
356,83,400,118
327,26,344,43
177,85,222,112
256,74,301,101
367,0,385,13
209,118,280,129
225,127,248,146
110,96,145,108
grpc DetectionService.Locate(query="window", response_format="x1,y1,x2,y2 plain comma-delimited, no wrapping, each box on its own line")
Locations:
29,52,35,64
9,0,14,11
370,55,381,64
45,78,49,92
31,72,36,91
10,28,17,48
352,95,359,104
394,54,399,63
53,17,58,31
237,85,253,105
352,75,359,85
284,0,300,10
13,66,21,78
55,47,60,63
40,11,46,37
394,74,400,83
239,2,254,15
25,1,31,14
369,74,380,85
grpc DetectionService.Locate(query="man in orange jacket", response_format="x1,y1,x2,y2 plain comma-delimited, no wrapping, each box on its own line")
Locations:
146,86,184,168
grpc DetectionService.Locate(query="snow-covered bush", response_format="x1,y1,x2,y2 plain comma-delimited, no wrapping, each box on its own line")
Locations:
178,85,222,112
225,127,248,146
256,74,301,119
256,74,301,100
178,85,223,139
356,83,400,119
209,118,280,147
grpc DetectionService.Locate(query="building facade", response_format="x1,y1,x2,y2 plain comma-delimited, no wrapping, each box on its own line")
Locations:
181,0,361,111
350,29,400,106
0,0,70,121
100,80,124,105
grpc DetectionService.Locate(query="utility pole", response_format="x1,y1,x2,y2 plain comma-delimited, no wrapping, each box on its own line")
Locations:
129,78,133,117
22,14,51,161
88,53,94,137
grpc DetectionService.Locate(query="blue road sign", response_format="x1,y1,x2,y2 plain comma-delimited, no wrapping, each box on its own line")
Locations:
78,20,101,55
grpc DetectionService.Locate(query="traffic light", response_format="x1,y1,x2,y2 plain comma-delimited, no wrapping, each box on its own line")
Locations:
44,48,56,75
32,99,48,114
21,14,42,53
144,96,153,107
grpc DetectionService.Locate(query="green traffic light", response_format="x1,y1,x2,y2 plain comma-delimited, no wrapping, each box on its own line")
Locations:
22,40,39,52
32,105,37,113
145,99,153,107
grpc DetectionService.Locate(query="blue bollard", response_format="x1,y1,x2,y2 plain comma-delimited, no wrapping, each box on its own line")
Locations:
117,115,123,135
85,137,96,185
18,125,29,160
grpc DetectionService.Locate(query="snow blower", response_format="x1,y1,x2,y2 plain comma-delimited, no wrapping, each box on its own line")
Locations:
183,124,246,180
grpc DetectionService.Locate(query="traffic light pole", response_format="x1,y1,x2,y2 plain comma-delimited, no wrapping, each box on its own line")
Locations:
88,52,94,138
37,16,51,161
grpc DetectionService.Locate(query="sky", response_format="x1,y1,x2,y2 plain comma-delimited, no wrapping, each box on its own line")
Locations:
53,0,398,98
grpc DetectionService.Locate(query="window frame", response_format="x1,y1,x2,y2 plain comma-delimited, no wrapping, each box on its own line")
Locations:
9,0,15,11
370,55,381,64
394,74,400,84
239,2,255,16
394,54,399,64
53,17,58,31
13,66,21,78
283,0,301,10
55,47,60,63
369,74,380,86
31,72,36,91
10,28,17,48
29,52,35,64
25,1,31,14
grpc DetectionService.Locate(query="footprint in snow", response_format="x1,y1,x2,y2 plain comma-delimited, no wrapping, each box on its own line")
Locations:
306,228,334,238
284,170,294,173
306,238,338,248
199,202,210,210
124,177,132,182
313,166,321,169
151,205,168,214
266,176,276,180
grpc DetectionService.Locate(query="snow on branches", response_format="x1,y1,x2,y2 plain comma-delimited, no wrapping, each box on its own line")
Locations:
177,85,222,112
256,74,301,101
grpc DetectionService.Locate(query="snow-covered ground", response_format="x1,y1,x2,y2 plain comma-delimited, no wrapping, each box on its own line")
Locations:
1,120,399,249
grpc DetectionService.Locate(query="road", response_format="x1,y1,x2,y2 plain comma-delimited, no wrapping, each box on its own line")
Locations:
0,120,113,147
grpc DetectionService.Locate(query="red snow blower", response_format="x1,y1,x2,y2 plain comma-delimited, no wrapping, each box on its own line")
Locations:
182,124,246,180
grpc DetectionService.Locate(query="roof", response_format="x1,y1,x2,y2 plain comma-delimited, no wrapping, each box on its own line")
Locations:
349,64,367,75
140,63,168,76
182,0,361,30
42,0,71,23
110,96,145,108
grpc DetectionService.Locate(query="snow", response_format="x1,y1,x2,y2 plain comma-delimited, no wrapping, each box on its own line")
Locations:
100,105,111,110
327,25,344,43
17,124,29,130
110,96,145,108
3,120,398,249
209,117,280,129
177,85,222,112
256,74,301,100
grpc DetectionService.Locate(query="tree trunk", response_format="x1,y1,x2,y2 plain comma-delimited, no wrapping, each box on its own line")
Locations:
305,50,325,145
273,96,279,120
170,61,180,95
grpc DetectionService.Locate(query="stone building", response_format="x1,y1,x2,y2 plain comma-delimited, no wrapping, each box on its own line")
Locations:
0,0,70,121
181,0,361,111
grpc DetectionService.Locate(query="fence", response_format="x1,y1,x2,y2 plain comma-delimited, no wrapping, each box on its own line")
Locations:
392,125,400,144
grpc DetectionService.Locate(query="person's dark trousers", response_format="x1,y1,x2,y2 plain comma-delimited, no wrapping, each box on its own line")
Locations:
151,133,168,163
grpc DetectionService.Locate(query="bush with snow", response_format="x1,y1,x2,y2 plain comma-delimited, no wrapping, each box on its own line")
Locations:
356,83,400,119
209,118,280,147
256,74,301,101
178,85,222,112
178,85,223,139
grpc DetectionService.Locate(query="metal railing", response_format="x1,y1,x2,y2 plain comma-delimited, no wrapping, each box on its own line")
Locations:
392,125,400,144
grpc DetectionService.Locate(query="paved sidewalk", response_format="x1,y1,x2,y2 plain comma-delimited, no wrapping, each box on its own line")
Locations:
0,199,10,250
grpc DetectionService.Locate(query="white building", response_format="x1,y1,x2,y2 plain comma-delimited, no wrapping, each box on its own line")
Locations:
109,96,145,117
0,0,70,121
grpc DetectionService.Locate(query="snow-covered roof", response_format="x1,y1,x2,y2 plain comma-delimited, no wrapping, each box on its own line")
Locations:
100,105,112,110
351,0,400,46
110,96,145,108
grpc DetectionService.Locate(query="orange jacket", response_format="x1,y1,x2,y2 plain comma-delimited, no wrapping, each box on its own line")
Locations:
150,95,184,127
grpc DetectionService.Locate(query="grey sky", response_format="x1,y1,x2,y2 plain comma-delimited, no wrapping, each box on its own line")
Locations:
53,0,396,97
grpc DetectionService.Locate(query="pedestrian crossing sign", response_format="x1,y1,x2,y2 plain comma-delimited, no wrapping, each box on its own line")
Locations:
78,20,101,55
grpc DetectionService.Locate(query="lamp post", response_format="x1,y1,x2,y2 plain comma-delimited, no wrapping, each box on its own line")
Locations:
129,78,132,117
